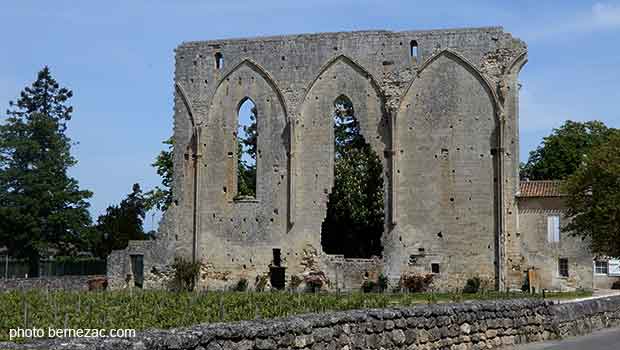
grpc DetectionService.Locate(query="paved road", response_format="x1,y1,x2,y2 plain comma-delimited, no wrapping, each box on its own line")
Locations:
512,328,620,350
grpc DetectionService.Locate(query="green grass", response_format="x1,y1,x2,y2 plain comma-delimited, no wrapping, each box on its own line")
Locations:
0,289,592,342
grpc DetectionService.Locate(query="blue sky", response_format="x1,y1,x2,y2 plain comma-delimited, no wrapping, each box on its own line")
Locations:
1,1,619,230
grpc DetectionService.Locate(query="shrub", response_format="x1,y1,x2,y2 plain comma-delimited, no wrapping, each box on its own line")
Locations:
87,276,108,291
400,273,433,292
233,278,248,292
612,280,620,290
171,258,202,292
463,277,481,294
521,274,530,292
289,275,303,291
255,274,269,292
361,280,377,293
362,274,388,293
304,271,327,292
377,274,389,292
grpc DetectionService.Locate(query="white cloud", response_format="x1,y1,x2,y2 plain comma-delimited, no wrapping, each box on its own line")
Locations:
592,2,620,28
523,2,620,41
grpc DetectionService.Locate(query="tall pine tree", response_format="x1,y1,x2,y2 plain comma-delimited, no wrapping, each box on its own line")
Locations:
0,67,93,276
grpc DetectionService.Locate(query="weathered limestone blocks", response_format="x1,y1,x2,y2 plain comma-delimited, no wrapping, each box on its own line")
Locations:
4,296,620,350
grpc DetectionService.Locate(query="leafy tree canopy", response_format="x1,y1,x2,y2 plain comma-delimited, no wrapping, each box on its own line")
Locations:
237,105,257,198
564,131,620,257
521,120,616,180
95,183,147,257
321,96,384,258
145,137,174,211
0,67,93,275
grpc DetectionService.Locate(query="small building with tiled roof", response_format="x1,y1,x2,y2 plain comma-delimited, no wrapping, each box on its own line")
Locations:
515,180,620,291
517,180,565,198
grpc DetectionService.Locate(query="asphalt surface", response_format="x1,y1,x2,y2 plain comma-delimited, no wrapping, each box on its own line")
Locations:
511,328,620,350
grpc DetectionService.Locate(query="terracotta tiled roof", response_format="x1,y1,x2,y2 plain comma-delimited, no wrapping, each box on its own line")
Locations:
518,180,565,198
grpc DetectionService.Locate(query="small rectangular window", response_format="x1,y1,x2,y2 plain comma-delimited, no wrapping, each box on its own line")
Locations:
410,40,418,60
559,258,569,277
431,263,440,274
595,260,609,275
547,215,560,242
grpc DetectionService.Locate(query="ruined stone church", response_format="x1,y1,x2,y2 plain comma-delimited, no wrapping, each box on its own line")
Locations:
108,27,617,292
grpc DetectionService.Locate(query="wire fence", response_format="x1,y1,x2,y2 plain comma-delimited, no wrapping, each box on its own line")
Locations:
1,256,106,279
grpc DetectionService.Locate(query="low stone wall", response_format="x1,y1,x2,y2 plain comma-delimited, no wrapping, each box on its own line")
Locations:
2,296,620,349
551,297,620,338
0,275,104,292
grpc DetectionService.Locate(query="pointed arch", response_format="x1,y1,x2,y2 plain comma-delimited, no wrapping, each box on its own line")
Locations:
504,50,528,76
175,82,196,128
301,54,385,106
398,49,501,121
209,58,288,121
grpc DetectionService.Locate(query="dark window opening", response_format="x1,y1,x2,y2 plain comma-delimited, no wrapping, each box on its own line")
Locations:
431,263,440,274
130,254,144,288
559,258,569,277
272,248,282,267
236,98,257,198
409,255,417,264
320,95,385,258
215,52,224,69
270,249,285,290
410,40,418,60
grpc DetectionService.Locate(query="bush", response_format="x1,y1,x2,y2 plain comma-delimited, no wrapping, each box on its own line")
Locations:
171,258,202,292
521,274,530,292
255,274,269,292
233,278,248,292
400,273,433,292
377,274,388,292
289,275,303,291
463,277,481,294
362,274,389,293
612,280,620,290
361,280,377,293
304,271,327,292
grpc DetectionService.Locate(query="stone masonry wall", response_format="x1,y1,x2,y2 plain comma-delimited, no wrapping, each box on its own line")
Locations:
4,296,620,350
165,27,528,291
515,197,594,292
0,275,103,292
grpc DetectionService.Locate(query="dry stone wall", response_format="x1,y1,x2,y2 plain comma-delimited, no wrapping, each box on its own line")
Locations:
0,275,103,292
4,296,620,350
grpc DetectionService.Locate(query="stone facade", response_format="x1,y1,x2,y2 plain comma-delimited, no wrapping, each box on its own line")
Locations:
512,181,620,292
4,296,620,349
107,239,175,290
106,27,613,293
146,27,528,292
516,196,593,291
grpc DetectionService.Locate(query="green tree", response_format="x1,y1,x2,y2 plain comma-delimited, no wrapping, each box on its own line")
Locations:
95,183,147,257
521,120,615,180
145,137,174,211
237,106,257,197
321,96,384,258
563,132,620,257
0,67,93,276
